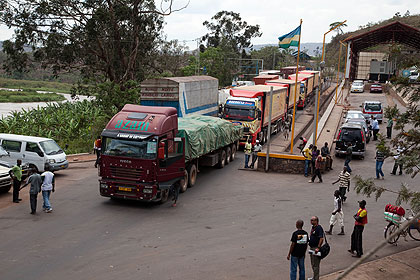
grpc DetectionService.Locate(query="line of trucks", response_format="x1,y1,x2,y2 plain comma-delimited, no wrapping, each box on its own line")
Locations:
98,70,320,203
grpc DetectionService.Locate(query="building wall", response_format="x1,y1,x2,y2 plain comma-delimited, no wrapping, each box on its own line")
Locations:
356,52,388,80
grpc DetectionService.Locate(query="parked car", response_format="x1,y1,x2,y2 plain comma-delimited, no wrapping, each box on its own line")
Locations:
409,71,419,83
370,83,383,93
335,123,366,159
0,134,68,173
344,110,365,123
361,101,383,123
351,80,365,93
345,118,371,143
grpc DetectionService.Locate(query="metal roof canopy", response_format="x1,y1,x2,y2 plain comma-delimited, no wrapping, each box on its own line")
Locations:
344,21,420,80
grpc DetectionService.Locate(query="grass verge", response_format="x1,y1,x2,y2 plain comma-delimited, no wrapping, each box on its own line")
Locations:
0,89,66,102
0,77,73,93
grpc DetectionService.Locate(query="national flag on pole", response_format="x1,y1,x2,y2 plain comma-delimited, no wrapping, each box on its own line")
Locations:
278,26,301,49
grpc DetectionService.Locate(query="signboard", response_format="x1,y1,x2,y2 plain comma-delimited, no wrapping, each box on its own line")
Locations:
141,86,179,100
226,100,255,107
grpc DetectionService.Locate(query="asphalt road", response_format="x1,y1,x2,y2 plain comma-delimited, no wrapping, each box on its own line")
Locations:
0,90,419,280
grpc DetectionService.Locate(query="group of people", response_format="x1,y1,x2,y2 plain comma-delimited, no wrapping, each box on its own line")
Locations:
244,138,262,169
301,142,333,183
9,159,56,214
287,199,368,280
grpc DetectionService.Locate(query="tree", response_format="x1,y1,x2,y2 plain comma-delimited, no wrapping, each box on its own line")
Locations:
329,21,347,35
150,39,189,77
202,11,262,54
251,46,282,70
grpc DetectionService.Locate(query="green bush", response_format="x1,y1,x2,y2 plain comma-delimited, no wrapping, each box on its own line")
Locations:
0,89,66,102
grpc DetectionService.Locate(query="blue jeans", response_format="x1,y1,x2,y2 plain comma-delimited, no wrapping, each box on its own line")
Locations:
42,190,52,210
344,159,352,173
290,255,305,280
376,160,384,178
304,159,311,176
245,154,250,168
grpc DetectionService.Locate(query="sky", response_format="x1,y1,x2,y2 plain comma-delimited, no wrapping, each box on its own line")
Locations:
0,0,419,50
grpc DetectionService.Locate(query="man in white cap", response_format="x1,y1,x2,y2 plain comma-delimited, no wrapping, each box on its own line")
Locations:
250,140,262,169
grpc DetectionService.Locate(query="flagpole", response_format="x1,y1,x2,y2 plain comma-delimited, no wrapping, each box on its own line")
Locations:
290,19,302,154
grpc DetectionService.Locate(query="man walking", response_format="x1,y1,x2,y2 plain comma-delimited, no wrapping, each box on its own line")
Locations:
344,142,353,173
372,117,380,141
287,219,308,280
309,216,324,280
9,159,23,203
244,139,252,169
302,144,313,177
391,146,403,175
309,150,323,183
375,148,385,179
325,190,345,235
386,118,393,139
20,168,42,214
321,142,333,171
332,166,351,202
349,200,368,258
41,167,55,213
250,140,262,169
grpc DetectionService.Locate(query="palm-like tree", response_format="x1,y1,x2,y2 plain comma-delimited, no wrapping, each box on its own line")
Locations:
329,21,348,35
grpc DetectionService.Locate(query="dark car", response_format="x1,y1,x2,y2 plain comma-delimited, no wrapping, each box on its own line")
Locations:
345,118,371,143
370,83,383,93
334,123,366,159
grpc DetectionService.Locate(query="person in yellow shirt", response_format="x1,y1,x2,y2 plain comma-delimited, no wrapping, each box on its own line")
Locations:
302,144,313,177
244,139,252,168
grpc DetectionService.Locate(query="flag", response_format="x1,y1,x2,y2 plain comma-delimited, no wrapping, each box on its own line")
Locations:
278,26,301,49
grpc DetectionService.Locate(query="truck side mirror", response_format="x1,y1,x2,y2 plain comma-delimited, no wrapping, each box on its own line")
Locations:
37,151,44,157
158,147,165,160
258,110,262,120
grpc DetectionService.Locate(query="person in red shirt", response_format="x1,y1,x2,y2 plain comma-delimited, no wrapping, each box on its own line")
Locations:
309,150,323,183
349,200,368,258
94,136,102,168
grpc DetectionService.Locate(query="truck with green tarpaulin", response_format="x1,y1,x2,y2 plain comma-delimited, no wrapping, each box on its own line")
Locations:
99,104,242,203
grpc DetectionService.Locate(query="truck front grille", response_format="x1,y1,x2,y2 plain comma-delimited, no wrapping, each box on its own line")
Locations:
110,166,143,180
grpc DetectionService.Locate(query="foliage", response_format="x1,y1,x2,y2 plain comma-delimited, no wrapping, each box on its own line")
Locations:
250,46,283,70
0,77,73,93
149,39,189,77
0,89,66,102
202,11,262,54
329,21,347,35
0,100,109,154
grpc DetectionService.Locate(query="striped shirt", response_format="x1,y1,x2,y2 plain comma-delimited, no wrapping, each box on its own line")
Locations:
338,171,351,188
376,150,385,162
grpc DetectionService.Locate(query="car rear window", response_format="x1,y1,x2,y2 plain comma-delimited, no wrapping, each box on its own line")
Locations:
340,128,362,142
365,103,381,111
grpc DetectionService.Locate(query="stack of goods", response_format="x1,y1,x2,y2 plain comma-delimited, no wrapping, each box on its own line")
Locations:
384,204,406,224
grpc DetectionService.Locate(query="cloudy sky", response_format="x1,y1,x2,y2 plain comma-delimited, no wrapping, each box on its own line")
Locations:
0,0,419,50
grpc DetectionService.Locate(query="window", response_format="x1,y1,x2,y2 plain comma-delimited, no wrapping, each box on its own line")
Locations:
2,140,22,152
26,142,42,154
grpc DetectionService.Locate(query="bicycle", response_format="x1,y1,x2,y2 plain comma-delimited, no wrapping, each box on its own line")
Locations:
384,209,420,244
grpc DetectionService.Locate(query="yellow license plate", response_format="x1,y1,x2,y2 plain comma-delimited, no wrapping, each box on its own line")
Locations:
118,187,132,192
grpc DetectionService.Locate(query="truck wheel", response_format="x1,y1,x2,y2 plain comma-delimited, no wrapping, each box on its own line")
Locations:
29,164,39,173
217,150,226,169
263,129,268,143
225,147,232,164
188,164,197,187
179,170,188,193
230,144,237,162
0,185,11,194
259,132,264,145
158,189,169,204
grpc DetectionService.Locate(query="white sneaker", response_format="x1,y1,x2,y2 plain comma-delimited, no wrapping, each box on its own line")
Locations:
46,208,53,213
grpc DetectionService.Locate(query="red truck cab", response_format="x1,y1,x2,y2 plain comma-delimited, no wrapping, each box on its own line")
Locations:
99,104,185,202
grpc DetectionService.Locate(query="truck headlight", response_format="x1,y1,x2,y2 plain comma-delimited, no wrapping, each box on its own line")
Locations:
100,183,108,189
143,189,153,193
47,159,56,164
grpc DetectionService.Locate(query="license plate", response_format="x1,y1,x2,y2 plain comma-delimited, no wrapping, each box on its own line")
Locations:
118,187,132,192
61,165,65,168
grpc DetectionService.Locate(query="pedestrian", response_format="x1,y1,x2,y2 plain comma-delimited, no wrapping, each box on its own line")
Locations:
284,119,290,140
321,142,333,170
349,200,368,258
325,190,345,235
311,146,319,175
309,150,323,183
375,148,385,179
94,136,102,168
41,167,55,213
250,140,262,169
9,159,23,203
390,146,403,175
386,118,393,139
298,137,307,152
20,168,42,214
287,219,308,280
372,117,379,141
344,142,353,173
170,183,180,207
332,166,351,202
308,216,324,280
244,138,252,168
302,144,313,177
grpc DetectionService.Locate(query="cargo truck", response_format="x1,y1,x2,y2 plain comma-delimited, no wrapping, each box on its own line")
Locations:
299,70,320,88
140,76,219,117
265,79,301,111
98,104,242,202
222,85,288,145
288,73,315,109
253,75,279,85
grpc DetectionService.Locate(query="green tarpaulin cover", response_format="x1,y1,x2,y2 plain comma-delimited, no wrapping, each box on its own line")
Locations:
177,115,243,161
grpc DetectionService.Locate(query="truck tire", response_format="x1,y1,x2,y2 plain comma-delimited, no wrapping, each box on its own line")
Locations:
188,164,197,187
179,170,188,193
29,164,39,173
263,129,268,144
225,147,232,164
230,144,237,162
217,150,226,169
158,189,169,204
258,132,264,145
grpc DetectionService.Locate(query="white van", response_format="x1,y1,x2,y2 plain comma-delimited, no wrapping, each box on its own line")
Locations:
0,134,68,173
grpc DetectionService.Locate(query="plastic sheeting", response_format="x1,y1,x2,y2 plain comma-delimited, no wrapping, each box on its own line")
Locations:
177,115,243,161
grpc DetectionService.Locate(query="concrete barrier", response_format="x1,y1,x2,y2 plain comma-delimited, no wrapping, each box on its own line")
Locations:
257,152,305,173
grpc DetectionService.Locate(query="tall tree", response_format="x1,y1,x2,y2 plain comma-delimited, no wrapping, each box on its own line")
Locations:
329,21,347,35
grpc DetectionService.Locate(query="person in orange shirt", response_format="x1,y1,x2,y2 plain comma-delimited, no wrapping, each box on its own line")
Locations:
94,136,102,168
349,200,368,258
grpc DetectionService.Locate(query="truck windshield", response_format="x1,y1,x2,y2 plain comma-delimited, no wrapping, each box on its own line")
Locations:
102,137,157,159
224,107,256,121
39,140,63,155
